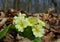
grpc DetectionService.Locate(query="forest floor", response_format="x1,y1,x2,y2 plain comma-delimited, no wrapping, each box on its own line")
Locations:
0,9,60,42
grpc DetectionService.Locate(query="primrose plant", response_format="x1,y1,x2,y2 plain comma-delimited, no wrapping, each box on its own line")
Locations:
13,13,46,42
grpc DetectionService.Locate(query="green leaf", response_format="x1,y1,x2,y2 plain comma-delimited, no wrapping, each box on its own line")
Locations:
23,26,35,40
33,37,42,42
0,24,13,39
9,24,15,31
19,26,35,40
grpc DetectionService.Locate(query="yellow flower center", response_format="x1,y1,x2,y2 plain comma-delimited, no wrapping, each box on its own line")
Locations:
20,22,24,28
29,20,35,24
35,28,40,33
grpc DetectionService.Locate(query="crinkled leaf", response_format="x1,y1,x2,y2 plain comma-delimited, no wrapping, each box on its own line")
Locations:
24,26,35,40
0,24,13,39
19,26,35,40
33,37,42,42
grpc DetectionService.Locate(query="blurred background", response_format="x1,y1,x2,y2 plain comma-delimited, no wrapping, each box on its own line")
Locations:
0,0,60,13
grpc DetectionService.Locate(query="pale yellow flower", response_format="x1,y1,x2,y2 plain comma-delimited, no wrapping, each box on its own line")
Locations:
13,16,20,24
32,25,44,37
18,13,26,19
13,13,28,32
26,16,38,26
13,13,26,24
38,19,45,26
15,20,28,32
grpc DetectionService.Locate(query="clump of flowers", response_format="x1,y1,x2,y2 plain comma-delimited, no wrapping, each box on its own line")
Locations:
13,13,46,41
